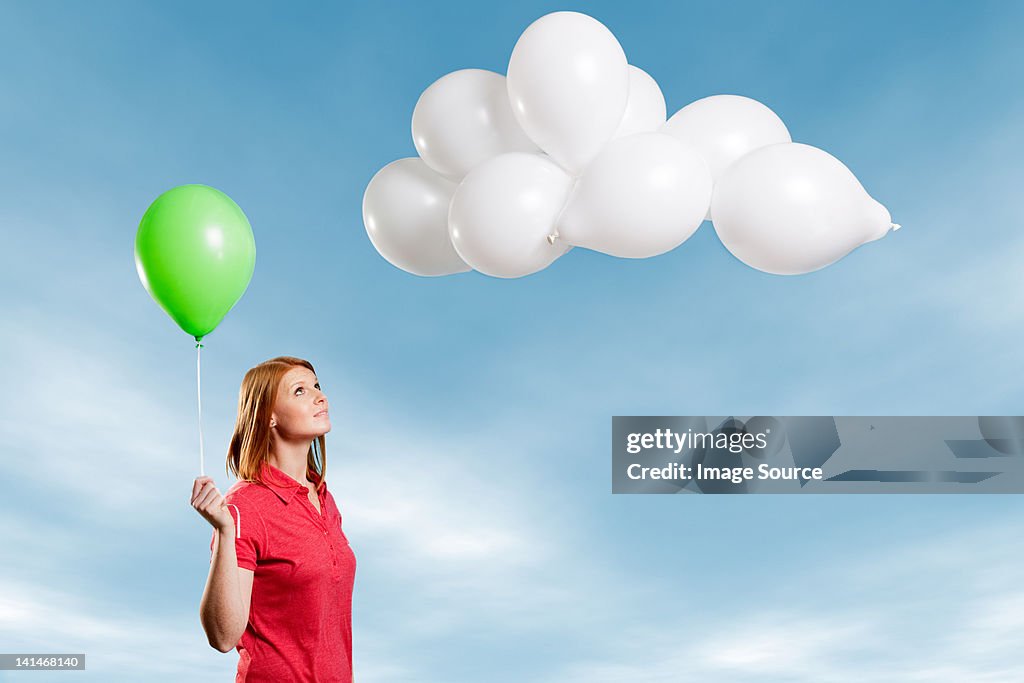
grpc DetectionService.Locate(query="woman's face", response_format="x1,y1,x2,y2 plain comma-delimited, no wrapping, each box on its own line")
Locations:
271,366,330,439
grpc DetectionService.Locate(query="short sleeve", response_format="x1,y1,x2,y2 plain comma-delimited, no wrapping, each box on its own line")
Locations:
208,495,265,571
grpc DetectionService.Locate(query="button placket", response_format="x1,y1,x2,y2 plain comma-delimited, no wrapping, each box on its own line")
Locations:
298,486,328,533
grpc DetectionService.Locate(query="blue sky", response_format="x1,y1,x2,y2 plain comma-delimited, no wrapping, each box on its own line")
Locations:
1,0,1022,680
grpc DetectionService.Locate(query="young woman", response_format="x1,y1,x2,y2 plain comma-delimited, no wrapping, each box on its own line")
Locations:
191,356,357,682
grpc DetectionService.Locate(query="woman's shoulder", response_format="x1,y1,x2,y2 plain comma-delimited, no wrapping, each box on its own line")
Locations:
223,480,274,507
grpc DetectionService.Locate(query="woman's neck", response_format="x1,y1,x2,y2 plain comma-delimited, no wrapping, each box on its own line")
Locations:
268,437,313,486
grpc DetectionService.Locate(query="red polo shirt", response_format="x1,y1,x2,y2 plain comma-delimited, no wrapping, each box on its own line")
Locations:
209,462,356,682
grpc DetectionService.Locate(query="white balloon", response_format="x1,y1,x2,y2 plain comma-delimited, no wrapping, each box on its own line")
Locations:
611,66,667,140
363,158,471,277
711,142,896,275
557,132,712,259
448,153,574,278
663,95,791,220
412,69,539,181
507,11,629,174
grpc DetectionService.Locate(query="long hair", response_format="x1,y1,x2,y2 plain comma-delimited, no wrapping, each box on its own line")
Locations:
227,356,326,490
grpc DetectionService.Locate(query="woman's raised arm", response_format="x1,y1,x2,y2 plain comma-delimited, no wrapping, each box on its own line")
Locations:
192,477,255,652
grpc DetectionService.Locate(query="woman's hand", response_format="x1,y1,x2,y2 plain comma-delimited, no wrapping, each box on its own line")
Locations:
191,476,235,532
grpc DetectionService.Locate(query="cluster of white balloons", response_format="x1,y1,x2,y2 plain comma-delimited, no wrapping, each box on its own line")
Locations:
362,11,898,278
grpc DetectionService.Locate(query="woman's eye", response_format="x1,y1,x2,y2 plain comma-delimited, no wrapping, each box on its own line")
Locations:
295,388,304,395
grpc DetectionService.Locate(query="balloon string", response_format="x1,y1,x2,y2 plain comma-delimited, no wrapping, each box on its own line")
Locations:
197,339,205,477
227,503,240,540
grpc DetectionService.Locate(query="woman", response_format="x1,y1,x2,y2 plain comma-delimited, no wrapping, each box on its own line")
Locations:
191,356,357,682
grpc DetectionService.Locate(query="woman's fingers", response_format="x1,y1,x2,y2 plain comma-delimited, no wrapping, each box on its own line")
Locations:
192,478,219,505
197,486,221,511
191,477,209,501
189,478,234,531
192,483,216,509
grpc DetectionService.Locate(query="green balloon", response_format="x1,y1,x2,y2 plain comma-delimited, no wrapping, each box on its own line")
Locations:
135,185,256,342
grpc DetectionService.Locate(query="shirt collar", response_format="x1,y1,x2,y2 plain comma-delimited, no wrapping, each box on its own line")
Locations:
258,462,323,504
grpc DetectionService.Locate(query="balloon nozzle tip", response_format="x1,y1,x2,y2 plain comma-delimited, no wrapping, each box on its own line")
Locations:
891,222,901,231
546,231,559,245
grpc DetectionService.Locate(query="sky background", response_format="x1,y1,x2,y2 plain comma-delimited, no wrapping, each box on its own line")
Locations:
1,0,1022,680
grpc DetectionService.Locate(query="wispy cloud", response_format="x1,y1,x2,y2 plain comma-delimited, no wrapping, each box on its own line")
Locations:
0,313,192,521
0,573,238,681
333,419,602,648
540,515,1024,683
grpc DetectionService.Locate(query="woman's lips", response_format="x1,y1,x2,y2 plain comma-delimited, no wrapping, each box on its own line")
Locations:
314,410,328,418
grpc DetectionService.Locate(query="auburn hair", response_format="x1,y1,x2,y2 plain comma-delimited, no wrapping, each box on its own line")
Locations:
227,356,326,490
